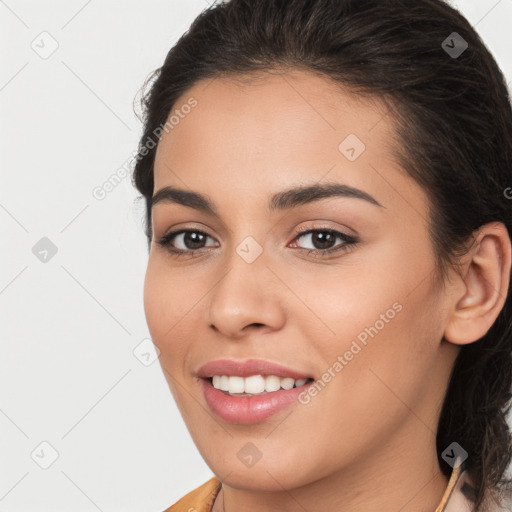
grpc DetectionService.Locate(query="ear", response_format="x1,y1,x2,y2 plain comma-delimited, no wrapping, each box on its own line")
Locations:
443,222,511,345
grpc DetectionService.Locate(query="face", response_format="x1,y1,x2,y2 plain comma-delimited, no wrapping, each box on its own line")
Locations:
144,69,459,491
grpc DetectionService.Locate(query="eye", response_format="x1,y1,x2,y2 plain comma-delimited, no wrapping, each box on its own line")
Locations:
156,229,218,257
156,226,358,259
289,227,358,257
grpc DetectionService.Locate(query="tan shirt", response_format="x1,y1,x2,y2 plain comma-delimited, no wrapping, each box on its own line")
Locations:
163,463,510,512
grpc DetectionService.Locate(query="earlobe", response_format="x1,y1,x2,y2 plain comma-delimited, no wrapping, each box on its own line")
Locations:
443,222,511,346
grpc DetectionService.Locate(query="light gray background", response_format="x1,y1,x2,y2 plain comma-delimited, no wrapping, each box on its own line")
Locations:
1,1,511,510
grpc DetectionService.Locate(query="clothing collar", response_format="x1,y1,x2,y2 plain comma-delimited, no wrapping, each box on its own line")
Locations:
435,457,476,512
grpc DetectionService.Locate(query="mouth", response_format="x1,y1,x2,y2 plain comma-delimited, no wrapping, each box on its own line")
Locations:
205,375,315,396
199,375,315,424
196,358,316,423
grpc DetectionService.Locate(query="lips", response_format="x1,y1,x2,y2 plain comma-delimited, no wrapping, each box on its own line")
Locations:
196,358,314,380
200,377,313,424
196,358,315,424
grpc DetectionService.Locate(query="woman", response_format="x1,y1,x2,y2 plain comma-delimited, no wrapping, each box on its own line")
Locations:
131,1,512,511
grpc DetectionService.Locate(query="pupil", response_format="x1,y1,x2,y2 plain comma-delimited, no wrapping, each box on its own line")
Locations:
313,231,335,250
185,232,205,249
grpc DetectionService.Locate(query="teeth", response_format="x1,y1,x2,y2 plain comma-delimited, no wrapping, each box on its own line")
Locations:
245,375,265,394
229,376,245,393
264,375,281,392
280,377,295,390
219,375,230,391
210,374,310,395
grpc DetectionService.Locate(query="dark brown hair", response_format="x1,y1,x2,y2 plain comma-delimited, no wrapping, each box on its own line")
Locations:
131,1,512,510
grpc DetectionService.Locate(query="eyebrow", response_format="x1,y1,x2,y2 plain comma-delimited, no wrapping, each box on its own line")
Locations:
151,182,384,215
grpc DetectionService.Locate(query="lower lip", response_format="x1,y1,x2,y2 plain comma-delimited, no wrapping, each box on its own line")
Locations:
200,378,312,425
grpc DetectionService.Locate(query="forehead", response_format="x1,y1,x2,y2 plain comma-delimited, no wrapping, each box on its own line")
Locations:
152,69,426,220
155,69,390,169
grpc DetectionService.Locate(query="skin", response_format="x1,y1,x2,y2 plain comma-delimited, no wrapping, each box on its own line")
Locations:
143,69,511,512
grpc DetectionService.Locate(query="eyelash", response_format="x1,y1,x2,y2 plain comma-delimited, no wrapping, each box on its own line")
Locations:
156,226,358,259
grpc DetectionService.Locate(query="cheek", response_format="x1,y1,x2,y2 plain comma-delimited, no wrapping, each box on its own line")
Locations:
328,276,442,425
297,237,441,391
143,260,164,340
143,256,208,373
143,258,183,355
143,259,193,407
280,244,402,341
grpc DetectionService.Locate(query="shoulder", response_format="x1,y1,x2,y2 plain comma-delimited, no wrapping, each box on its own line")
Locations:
162,476,222,512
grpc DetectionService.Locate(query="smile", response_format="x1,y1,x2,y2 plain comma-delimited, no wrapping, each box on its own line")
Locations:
210,374,313,396
200,376,314,424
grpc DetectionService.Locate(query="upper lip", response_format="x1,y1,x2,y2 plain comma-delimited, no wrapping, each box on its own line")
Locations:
196,359,313,380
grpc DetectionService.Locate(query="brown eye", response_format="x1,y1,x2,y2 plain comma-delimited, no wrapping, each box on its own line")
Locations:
157,229,218,255
290,228,358,257
297,230,337,250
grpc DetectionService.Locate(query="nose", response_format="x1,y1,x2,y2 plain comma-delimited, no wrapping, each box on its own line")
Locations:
207,251,286,339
